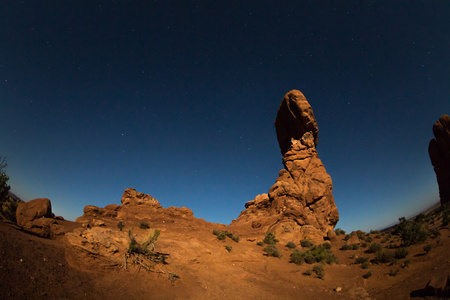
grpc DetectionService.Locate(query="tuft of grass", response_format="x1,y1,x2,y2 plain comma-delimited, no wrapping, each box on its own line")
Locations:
401,259,411,269
139,221,150,229
263,244,281,258
286,241,296,249
225,245,232,252
117,221,124,231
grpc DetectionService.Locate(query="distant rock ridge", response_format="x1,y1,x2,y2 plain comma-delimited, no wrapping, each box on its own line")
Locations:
231,90,339,244
429,114,450,205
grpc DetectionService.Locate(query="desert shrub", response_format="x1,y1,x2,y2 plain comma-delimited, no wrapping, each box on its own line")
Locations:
370,230,381,234
0,156,10,204
291,244,337,265
217,232,227,240
388,269,399,277
344,234,352,241
286,241,296,249
225,231,233,238
303,269,312,276
212,229,221,236
341,244,353,250
423,244,432,254
263,232,279,245
355,256,369,264
361,243,368,248
361,261,370,269
321,242,332,250
117,221,124,231
300,239,314,248
365,236,373,243
401,259,410,268
363,271,372,279
429,228,440,239
313,264,325,279
334,228,346,236
139,221,150,229
168,273,180,285
1,200,17,222
341,244,359,250
231,235,240,243
393,217,430,246
367,243,382,253
263,244,281,258
225,245,232,252
373,251,396,264
128,228,161,255
394,248,409,259
290,249,305,265
256,241,264,246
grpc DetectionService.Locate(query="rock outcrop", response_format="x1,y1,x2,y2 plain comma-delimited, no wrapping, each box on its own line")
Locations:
15,198,63,237
429,114,450,206
232,90,339,244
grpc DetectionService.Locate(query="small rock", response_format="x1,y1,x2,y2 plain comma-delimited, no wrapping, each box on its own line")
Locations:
334,287,342,292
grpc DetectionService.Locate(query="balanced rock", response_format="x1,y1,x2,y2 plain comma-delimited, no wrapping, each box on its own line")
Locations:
232,90,339,244
429,114,450,205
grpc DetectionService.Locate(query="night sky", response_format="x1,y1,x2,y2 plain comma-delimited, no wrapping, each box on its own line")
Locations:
1,1,449,232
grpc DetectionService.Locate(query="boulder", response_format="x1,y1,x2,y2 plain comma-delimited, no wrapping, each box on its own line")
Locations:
121,188,161,207
232,90,339,243
429,114,450,205
16,198,53,228
425,273,450,296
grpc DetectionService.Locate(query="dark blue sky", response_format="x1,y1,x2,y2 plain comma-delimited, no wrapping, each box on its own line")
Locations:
1,1,449,231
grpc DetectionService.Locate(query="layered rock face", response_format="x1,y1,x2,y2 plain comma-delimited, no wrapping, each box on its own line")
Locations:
232,90,339,243
429,114,450,205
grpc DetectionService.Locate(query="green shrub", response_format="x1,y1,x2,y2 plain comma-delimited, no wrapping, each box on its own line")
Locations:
117,221,124,231
394,247,409,259
401,259,410,268
231,235,240,243
256,241,264,246
225,231,233,238
374,251,396,264
344,234,352,241
365,236,373,243
355,256,369,264
263,232,279,245
225,245,232,252
303,269,312,276
290,244,337,265
313,264,325,279
388,269,399,277
341,244,353,250
300,239,314,248
212,229,221,236
290,249,305,265
362,271,372,279
139,221,150,229
394,217,430,246
321,242,332,250
423,244,432,254
263,244,281,258
1,200,17,222
286,241,296,249
367,243,382,253
361,261,370,269
217,232,227,240
335,228,346,236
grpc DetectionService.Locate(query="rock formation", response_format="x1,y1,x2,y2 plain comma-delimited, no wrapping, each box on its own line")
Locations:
429,114,450,206
231,90,339,244
15,198,63,237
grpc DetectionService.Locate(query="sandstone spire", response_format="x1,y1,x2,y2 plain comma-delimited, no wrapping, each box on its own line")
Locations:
232,90,339,243
429,114,450,205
